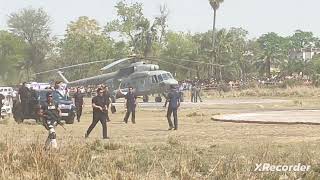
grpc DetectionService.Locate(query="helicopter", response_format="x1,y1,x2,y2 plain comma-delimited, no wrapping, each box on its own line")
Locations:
35,55,198,102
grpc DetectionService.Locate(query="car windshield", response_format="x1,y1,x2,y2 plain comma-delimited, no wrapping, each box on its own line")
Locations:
39,91,65,101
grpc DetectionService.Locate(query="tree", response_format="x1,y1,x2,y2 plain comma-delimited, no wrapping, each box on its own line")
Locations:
256,32,288,77
208,0,224,77
290,30,317,49
105,1,148,54
161,31,198,79
0,31,27,84
7,8,52,80
105,0,166,57
58,16,118,80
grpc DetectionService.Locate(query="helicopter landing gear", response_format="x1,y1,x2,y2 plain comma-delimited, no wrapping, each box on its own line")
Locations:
155,96,162,103
143,95,149,102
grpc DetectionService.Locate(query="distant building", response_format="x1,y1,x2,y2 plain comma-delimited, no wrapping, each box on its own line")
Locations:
289,48,320,61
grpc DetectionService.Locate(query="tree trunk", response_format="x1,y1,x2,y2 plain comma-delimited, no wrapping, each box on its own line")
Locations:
211,9,217,78
266,58,271,78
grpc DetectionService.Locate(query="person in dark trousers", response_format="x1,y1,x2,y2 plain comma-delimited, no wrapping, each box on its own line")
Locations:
122,87,137,124
191,84,196,103
0,94,4,119
39,92,62,150
102,85,112,122
73,87,84,122
18,82,30,116
165,85,181,130
195,84,203,102
85,88,109,139
29,87,39,116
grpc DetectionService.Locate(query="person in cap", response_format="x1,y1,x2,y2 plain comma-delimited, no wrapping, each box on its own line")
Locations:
85,88,109,139
39,92,62,150
165,85,180,130
73,87,84,122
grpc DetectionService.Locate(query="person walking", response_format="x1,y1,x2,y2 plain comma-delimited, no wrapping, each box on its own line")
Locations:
73,87,84,122
85,88,109,139
166,85,181,130
39,92,62,150
122,87,137,124
102,85,112,122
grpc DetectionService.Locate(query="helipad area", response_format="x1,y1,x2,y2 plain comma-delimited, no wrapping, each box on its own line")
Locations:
212,110,320,125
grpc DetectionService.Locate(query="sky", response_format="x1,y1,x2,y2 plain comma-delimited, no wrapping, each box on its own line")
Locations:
0,0,319,39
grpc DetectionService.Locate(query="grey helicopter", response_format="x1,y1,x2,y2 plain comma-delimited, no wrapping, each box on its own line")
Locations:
35,55,198,102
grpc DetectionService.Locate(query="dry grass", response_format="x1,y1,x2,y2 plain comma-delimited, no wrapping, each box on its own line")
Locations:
203,86,320,98
1,96,320,179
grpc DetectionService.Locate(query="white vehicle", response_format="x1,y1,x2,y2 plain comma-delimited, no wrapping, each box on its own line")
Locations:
0,87,16,98
1,95,13,118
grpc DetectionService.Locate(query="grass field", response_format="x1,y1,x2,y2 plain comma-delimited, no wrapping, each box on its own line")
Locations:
1,92,320,179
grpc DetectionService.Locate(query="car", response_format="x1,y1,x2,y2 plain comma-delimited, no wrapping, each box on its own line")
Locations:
12,89,76,124
0,87,16,98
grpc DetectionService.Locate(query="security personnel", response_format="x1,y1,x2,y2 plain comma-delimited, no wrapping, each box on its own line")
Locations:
39,92,62,150
191,84,196,103
0,94,4,119
73,87,84,122
102,85,112,122
18,82,30,116
165,85,180,130
29,87,38,116
85,88,108,139
123,87,137,124
196,84,203,102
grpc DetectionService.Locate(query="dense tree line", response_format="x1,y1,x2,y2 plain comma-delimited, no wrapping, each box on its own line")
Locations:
1,0,320,85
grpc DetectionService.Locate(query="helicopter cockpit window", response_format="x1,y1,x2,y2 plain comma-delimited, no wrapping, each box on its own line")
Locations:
162,73,169,80
157,75,163,82
153,75,159,83
167,73,173,79
151,76,157,83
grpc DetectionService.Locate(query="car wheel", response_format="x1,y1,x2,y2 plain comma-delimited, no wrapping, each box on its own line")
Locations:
65,113,75,124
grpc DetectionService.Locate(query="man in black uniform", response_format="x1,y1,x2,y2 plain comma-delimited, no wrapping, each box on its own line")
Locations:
0,94,4,119
165,85,181,130
85,88,109,139
18,82,30,116
29,87,38,116
102,85,112,122
73,87,84,122
123,87,137,124
39,92,62,149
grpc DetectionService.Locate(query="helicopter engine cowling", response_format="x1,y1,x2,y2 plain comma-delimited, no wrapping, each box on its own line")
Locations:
134,64,159,72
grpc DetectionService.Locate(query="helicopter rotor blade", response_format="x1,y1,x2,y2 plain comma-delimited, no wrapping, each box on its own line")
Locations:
146,58,197,72
152,57,234,67
34,59,116,75
100,57,133,71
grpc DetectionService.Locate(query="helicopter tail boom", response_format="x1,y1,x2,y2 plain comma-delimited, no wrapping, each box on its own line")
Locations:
57,71,69,83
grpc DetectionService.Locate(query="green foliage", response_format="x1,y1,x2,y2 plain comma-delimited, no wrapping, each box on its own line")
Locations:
7,7,52,80
0,31,27,84
57,16,124,81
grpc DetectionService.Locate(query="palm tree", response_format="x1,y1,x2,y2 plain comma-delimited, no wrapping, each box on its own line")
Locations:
209,0,224,78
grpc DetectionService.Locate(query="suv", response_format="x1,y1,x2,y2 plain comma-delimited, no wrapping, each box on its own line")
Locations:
13,89,76,124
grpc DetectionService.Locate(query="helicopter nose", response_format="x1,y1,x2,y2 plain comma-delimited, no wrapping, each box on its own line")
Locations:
161,79,178,89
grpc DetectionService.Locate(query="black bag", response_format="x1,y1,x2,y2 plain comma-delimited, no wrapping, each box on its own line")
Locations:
111,105,116,114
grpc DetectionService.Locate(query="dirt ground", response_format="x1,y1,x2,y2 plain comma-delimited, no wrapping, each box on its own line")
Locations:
1,96,320,179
